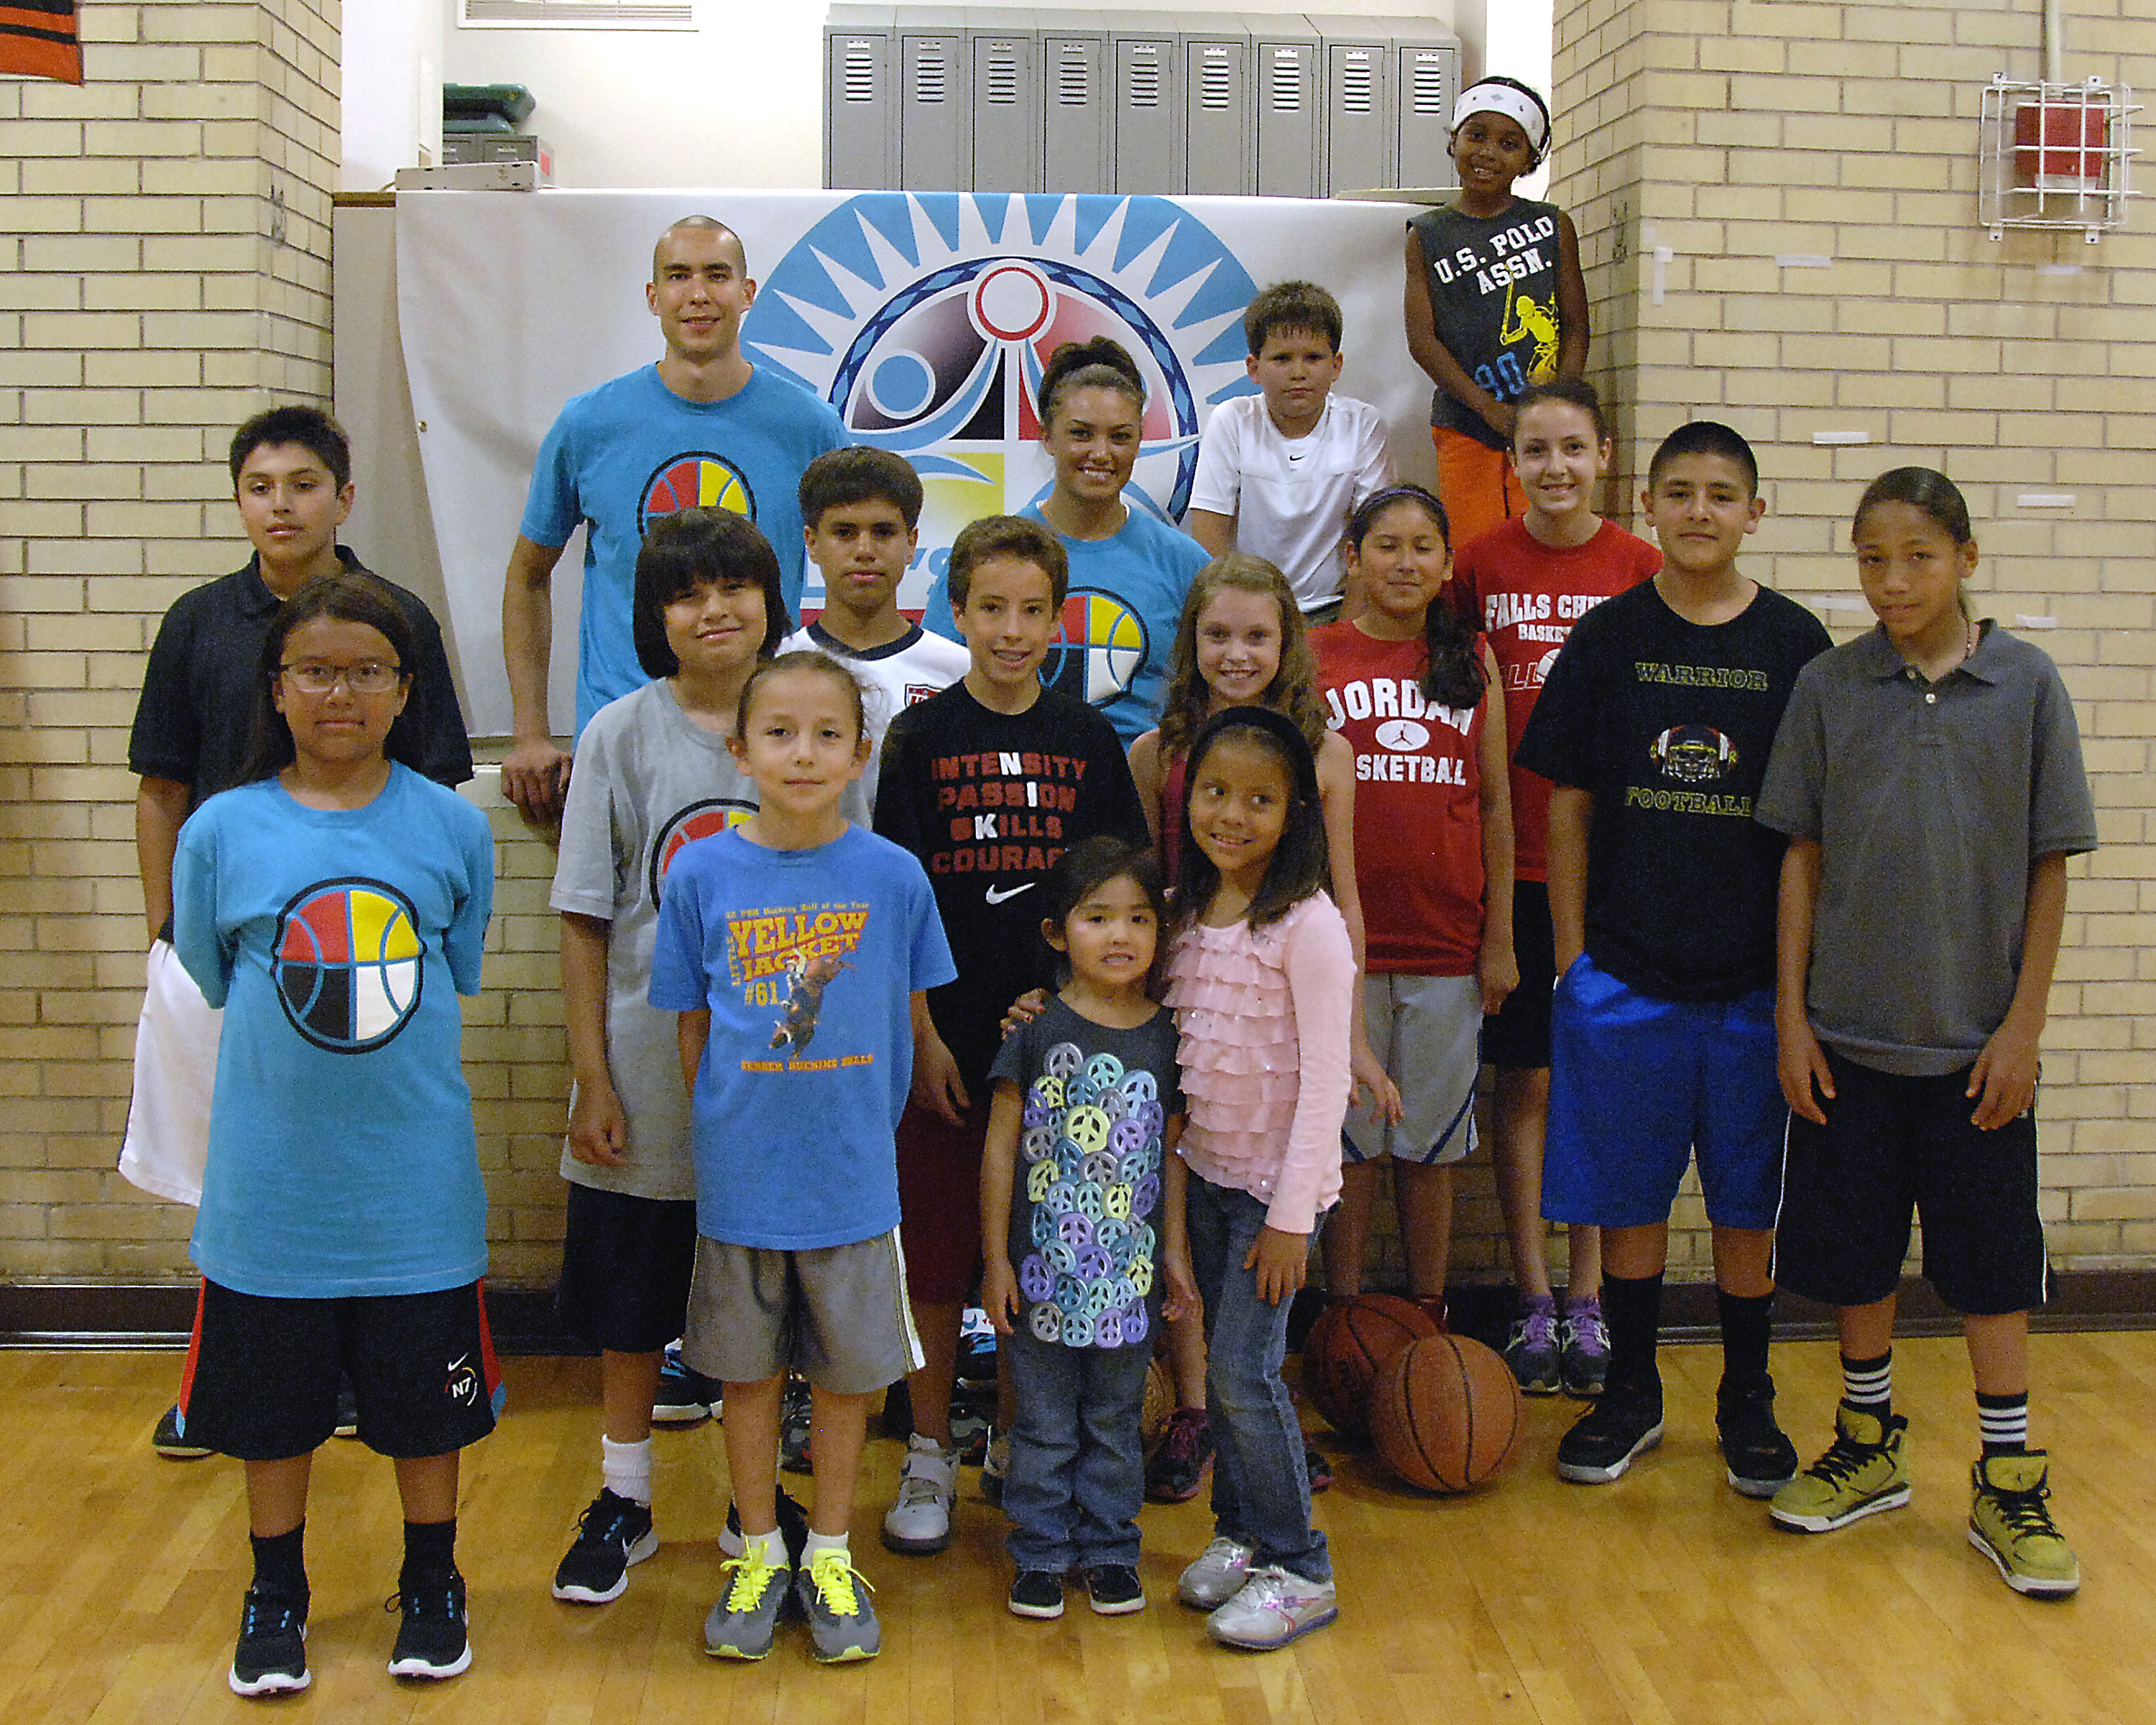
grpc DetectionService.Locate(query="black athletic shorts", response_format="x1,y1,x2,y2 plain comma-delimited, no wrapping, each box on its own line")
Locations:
1480,880,1555,1071
556,1181,699,1354
176,1278,502,1460
1773,1047,2047,1317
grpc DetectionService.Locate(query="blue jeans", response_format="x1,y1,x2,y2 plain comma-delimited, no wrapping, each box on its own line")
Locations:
1186,1174,1330,1583
1003,1328,1151,1572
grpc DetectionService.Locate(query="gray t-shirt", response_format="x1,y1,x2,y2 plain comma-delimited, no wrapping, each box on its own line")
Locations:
1755,622,2096,1077
550,678,870,1197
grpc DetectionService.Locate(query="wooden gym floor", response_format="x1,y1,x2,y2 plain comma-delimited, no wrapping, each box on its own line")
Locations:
6,1331,2156,1724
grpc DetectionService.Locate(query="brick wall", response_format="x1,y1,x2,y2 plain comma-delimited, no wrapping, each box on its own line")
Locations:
1547,0,2156,1279
0,1,344,1279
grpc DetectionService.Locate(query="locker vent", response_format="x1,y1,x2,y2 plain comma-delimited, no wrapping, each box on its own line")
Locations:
1268,47,1301,112
1341,50,1372,114
1198,49,1232,111
842,40,875,104
914,42,947,104
985,45,1018,105
1410,51,1446,114
1127,48,1161,108
1056,45,1090,106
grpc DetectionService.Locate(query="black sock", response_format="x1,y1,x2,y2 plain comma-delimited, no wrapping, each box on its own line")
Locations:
1977,1390,2030,1456
250,1523,308,1602
1841,1351,1893,1420
400,1517,459,1590
1717,1288,1774,1391
1602,1271,1663,1404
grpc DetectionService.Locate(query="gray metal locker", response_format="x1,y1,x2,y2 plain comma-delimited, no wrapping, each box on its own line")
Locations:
1181,22,1252,196
1391,22,1461,191
897,9,967,191
823,5,896,190
967,12,1041,193
1252,13,1319,200
1108,16,1181,196
1042,27,1111,196
1314,16,1391,195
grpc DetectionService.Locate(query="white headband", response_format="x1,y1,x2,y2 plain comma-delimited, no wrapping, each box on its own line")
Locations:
1452,81,1549,157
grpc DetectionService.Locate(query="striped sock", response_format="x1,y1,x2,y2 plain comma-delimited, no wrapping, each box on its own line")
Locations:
1977,1391,2030,1456
1841,1351,1892,1420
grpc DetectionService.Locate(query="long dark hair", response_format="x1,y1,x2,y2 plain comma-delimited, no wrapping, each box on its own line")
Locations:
1174,706,1330,933
241,569,418,781
1347,485,1485,712
1041,835,1170,1000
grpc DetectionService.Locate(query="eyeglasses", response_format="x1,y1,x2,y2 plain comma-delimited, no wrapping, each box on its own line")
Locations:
280,661,403,696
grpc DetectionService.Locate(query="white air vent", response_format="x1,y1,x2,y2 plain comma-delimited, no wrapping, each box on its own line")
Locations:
1056,45,1090,106
1409,50,1446,114
1127,48,1160,108
913,42,946,103
1341,50,1372,114
842,40,875,102
984,45,1019,105
1199,49,1232,111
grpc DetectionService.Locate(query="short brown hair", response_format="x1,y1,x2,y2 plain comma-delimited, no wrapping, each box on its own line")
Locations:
947,515,1069,610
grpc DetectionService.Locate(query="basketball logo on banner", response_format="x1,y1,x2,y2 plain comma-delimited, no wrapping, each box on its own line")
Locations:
638,451,756,535
745,195,1258,705
274,880,425,1054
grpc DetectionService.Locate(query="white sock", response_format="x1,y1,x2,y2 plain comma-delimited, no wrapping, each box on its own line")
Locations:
802,1530,849,1561
602,1435,652,1506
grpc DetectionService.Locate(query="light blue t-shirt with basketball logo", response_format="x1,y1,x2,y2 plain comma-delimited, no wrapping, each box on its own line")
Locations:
172,765,494,1299
919,502,1209,742
520,363,848,735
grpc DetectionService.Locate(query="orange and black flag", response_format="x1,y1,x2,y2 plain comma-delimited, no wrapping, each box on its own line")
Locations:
1,1,83,84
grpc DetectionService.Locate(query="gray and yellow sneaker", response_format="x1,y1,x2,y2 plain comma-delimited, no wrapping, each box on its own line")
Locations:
797,1545,881,1661
704,1540,791,1660
1770,1404,1910,1532
1968,1451,2079,1597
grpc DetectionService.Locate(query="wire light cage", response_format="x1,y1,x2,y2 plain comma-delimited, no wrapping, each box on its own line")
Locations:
1981,75,2138,242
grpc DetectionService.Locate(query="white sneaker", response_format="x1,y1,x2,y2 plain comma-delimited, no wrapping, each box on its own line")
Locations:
1176,1535,1256,1609
1205,1565,1337,1650
880,1435,957,1555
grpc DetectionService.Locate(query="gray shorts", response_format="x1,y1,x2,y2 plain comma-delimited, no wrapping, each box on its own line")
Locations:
681,1229,923,1395
1345,971,1482,1167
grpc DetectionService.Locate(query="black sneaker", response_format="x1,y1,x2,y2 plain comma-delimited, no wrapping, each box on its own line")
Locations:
1008,1569,1065,1619
552,1486,658,1604
153,1403,211,1460
653,1344,722,1427
779,1375,814,1474
1304,1444,1334,1494
387,1570,470,1680
719,1485,811,1572
229,1586,308,1696
1718,1372,1800,1499
1556,1384,1664,1484
333,1381,360,1440
1084,1563,1145,1616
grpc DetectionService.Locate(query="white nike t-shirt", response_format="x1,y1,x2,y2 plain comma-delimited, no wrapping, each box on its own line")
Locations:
1187,392,1395,610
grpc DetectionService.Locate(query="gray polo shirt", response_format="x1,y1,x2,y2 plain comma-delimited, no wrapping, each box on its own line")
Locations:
1755,622,2096,1077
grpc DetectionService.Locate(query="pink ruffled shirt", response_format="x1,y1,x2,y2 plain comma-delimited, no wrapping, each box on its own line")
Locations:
1164,893,1355,1236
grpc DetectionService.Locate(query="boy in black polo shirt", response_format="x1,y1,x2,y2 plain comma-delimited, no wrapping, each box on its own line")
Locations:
1516,421,1830,1494
126,406,471,1455
872,515,1151,1554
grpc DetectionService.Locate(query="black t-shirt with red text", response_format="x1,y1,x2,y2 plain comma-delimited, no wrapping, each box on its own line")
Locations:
874,683,1150,1087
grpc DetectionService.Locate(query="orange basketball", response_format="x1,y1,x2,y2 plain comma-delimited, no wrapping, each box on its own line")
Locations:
1307,1294,1442,1439
1371,1333,1523,1493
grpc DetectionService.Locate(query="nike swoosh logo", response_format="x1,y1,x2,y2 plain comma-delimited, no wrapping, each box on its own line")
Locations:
984,883,1036,906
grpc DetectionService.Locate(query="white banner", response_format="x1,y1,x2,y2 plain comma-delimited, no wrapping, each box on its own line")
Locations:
397,189,1439,737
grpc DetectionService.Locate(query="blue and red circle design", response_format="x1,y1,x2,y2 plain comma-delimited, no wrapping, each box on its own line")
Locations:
273,879,424,1054
638,452,756,535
